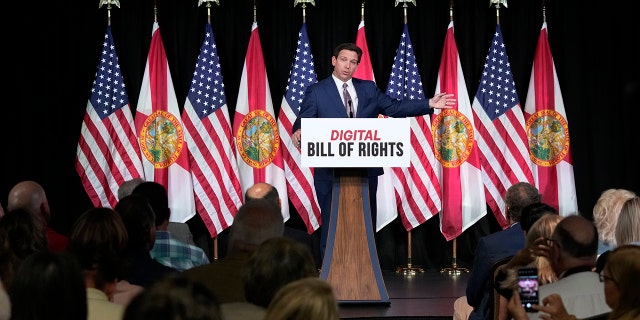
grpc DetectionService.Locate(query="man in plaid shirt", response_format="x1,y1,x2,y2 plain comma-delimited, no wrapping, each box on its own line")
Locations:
132,182,209,271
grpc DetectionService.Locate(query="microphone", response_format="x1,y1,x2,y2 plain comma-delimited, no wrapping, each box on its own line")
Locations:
348,99,354,118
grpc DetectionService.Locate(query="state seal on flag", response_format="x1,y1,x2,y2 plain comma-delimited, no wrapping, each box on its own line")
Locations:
432,109,474,168
139,110,185,169
235,109,280,169
526,109,570,167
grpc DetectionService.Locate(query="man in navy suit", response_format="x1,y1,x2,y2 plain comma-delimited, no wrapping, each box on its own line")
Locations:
454,182,542,320
291,42,455,258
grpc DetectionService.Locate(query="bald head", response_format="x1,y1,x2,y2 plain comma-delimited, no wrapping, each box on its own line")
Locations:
7,181,50,224
551,214,598,273
245,182,280,208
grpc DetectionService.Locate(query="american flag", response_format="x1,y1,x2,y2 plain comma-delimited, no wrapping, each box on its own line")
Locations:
524,22,577,216
181,23,243,237
433,21,486,241
471,25,534,226
76,26,144,208
277,23,321,234
386,24,442,231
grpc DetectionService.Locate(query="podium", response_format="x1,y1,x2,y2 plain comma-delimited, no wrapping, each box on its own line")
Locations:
301,117,410,305
319,169,390,304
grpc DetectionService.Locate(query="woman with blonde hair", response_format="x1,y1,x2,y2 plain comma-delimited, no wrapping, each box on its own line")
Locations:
592,189,636,255
265,277,339,320
496,213,563,320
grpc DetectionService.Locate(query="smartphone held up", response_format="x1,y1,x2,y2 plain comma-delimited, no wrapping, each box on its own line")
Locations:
517,267,539,312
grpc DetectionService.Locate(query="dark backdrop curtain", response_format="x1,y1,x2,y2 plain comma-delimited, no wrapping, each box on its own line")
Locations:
2,0,638,270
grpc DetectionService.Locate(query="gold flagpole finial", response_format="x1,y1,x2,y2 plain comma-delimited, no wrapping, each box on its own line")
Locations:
395,0,416,24
198,0,220,7
294,0,315,23
98,0,120,25
198,0,220,23
99,0,120,9
489,0,507,24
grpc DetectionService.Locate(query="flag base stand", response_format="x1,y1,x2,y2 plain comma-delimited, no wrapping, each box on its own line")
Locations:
395,230,424,276
440,238,469,276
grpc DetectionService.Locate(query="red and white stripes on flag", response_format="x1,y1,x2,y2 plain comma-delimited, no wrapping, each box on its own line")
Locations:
182,23,243,237
471,25,534,227
135,21,196,223
386,24,442,231
76,26,144,208
233,22,289,221
432,21,486,241
524,22,577,216
278,23,320,233
353,19,398,232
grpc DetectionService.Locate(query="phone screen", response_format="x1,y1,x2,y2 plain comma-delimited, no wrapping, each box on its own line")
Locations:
517,267,539,312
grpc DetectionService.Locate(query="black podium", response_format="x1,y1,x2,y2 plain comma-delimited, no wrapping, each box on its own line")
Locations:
319,168,390,304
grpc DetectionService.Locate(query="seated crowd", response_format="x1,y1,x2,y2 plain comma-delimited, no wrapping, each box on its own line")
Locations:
0,180,338,320
1,179,639,320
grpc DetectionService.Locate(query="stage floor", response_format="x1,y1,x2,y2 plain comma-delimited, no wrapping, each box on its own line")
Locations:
338,268,470,319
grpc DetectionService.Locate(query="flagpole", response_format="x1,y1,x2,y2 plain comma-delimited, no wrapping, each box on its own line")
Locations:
197,0,222,261
392,0,424,277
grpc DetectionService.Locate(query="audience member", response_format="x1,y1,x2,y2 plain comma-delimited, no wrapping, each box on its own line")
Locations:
6,180,68,252
495,214,563,320
0,208,47,289
117,178,145,201
114,194,178,288
454,181,541,320
0,279,9,320
508,244,640,320
0,200,4,219
592,188,636,256
67,207,131,317
264,277,339,320
123,273,223,320
8,251,87,320
184,198,284,303
245,182,320,267
596,195,640,273
614,196,640,246
132,181,209,271
509,214,610,320
221,236,319,320
119,178,197,247
519,202,559,234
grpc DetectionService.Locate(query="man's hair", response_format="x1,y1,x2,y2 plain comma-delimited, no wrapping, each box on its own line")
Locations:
243,237,317,307
520,202,559,233
332,43,362,63
245,185,279,206
229,198,284,250
68,207,128,285
554,214,598,259
504,182,541,223
132,182,170,227
114,194,156,252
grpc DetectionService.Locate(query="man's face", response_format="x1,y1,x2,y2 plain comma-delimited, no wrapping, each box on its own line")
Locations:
332,49,359,82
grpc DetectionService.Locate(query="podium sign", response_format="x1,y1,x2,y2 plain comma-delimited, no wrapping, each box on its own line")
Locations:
301,118,410,168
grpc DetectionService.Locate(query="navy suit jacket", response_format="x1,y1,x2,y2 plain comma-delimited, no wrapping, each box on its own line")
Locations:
466,223,525,320
292,76,433,181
